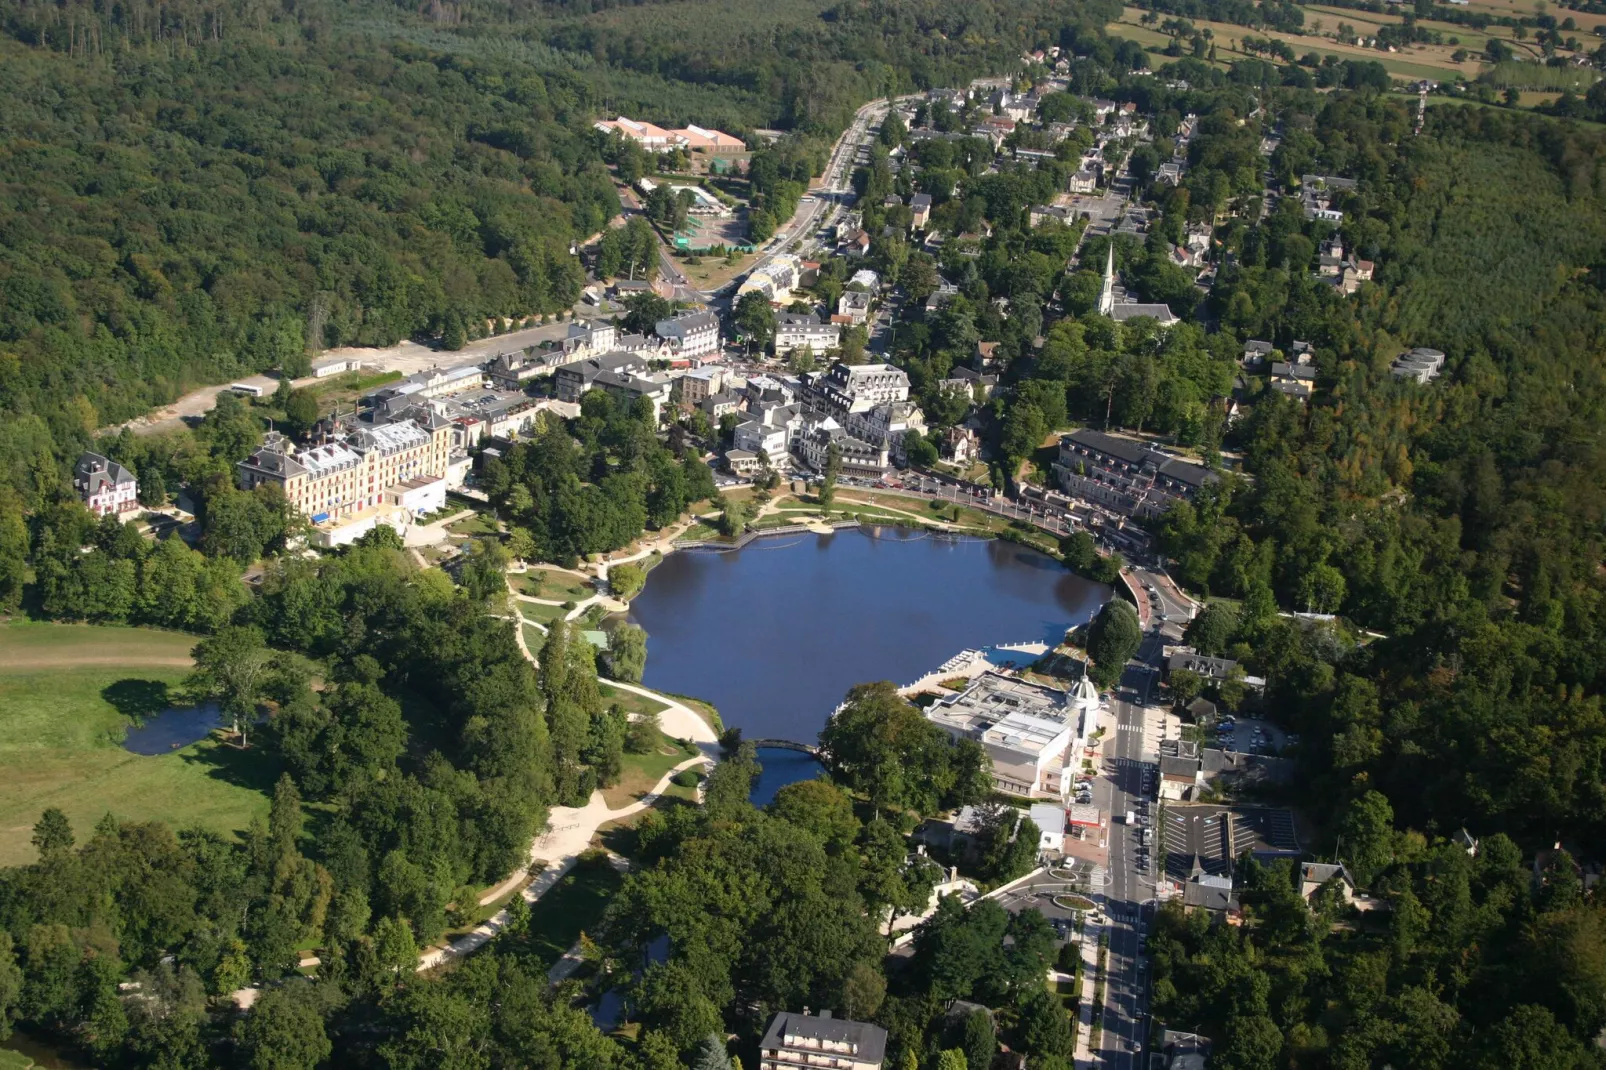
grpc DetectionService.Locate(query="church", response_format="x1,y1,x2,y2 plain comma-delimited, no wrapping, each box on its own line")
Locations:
1097,245,1179,326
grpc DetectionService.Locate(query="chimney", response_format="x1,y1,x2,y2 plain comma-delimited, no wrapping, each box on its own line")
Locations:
820,1010,832,1020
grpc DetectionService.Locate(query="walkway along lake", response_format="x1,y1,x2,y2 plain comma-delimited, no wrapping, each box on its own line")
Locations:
628,526,1111,745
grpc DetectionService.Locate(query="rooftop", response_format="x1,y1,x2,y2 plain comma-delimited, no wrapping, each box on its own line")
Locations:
761,1012,888,1064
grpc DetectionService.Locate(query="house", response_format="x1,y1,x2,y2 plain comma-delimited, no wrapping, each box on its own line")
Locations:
1156,161,1183,186
849,269,881,293
975,341,1001,367
1167,651,1239,682
910,193,933,228
759,1011,887,1070
924,672,1101,800
940,426,979,464
1241,340,1274,369
655,310,721,359
1068,170,1098,193
675,366,726,407
592,367,676,424
485,350,553,391
737,255,802,303
1182,872,1241,918
1053,429,1217,520
1030,204,1075,228
74,452,140,517
837,289,873,326
1159,754,1204,801
554,352,650,404
1299,862,1356,906
774,313,841,356
699,390,743,419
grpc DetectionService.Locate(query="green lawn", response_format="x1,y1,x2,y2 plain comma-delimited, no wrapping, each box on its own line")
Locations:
598,683,669,718
522,622,548,655
524,855,626,966
601,746,689,808
513,569,593,601
0,623,276,867
521,601,571,624
446,511,502,538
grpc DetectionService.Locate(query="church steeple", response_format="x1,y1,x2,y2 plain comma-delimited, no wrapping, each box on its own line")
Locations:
1098,243,1115,316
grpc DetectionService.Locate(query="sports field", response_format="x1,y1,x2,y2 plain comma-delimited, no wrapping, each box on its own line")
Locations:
0,623,276,866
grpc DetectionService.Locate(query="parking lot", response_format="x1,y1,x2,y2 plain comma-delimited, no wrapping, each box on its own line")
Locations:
1208,716,1287,756
1159,806,1232,882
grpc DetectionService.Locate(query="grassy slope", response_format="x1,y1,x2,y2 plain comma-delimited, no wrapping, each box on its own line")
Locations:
0,623,275,866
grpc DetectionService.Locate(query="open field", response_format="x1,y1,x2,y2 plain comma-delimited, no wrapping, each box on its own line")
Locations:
513,568,593,601
520,601,570,624
1114,5,1484,80
0,624,275,867
601,745,689,808
447,510,502,538
599,683,670,718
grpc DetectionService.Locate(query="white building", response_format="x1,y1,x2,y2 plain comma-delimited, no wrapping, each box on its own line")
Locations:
925,672,1101,800
310,356,361,378
74,452,139,517
655,310,721,358
737,254,802,303
774,312,841,356
759,1012,887,1070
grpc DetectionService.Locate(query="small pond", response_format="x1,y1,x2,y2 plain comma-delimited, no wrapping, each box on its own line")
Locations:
121,701,221,755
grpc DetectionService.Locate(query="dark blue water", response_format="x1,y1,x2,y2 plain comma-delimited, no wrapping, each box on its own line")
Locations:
749,748,826,806
629,527,1109,743
122,702,220,754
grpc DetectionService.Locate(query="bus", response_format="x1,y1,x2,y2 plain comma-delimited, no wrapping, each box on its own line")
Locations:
229,383,265,397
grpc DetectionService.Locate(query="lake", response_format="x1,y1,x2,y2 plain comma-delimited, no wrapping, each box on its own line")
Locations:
629,526,1109,744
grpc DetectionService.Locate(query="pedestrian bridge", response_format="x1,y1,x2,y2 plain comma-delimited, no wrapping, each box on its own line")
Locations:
746,738,821,757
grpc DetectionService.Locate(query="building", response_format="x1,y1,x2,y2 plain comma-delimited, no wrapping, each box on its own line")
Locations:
593,367,676,424
1299,862,1356,906
843,400,926,462
655,310,721,358
1052,429,1216,520
673,124,744,155
593,116,683,149
554,352,650,403
676,366,726,407
910,193,933,228
237,417,454,548
924,672,1101,800
1159,754,1204,801
74,452,139,517
1097,246,1177,326
1069,170,1098,193
738,255,802,303
774,313,841,356
485,350,552,391
1167,651,1239,682
794,420,889,478
759,1011,887,1070
837,289,873,325
560,321,619,361
802,362,910,410
1182,872,1241,917
310,356,361,378
1391,346,1445,383
1241,340,1274,369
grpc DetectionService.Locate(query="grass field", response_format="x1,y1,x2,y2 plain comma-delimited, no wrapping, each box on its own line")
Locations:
598,683,670,718
520,601,571,624
524,854,626,966
513,569,593,601
0,623,276,867
446,511,502,538
601,745,688,808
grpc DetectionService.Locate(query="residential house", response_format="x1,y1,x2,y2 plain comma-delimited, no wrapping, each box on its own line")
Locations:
1182,872,1242,919
1299,862,1356,907
774,313,841,356
1159,754,1204,801
675,366,726,407
1270,361,1316,402
910,193,933,228
759,1011,887,1070
941,425,980,464
699,390,743,419
485,350,552,391
560,321,619,360
1030,204,1075,227
1241,340,1274,369
1068,170,1099,193
1167,651,1239,683
837,289,873,326
74,452,139,517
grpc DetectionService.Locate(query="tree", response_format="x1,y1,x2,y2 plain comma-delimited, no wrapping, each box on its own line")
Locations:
623,292,672,335
1337,789,1395,880
603,622,648,683
30,809,73,857
937,1050,968,1070
1169,668,1203,707
234,984,332,1070
691,1033,734,1070
626,708,662,754
1086,599,1141,688
961,1009,996,1070
1185,601,1238,656
610,563,647,600
819,443,842,513
735,291,776,354
1215,1013,1282,1070
283,389,320,438
188,626,272,746
842,961,887,1021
